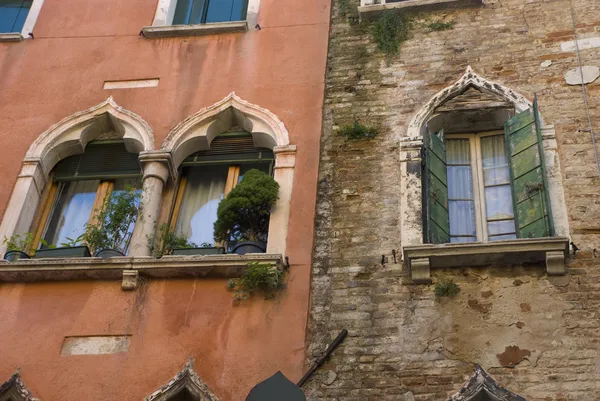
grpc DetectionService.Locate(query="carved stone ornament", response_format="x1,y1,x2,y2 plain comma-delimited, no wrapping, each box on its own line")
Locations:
448,365,526,401
144,358,220,401
0,370,40,401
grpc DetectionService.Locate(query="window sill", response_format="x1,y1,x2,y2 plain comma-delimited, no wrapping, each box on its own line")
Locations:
0,33,23,42
403,237,569,283
141,21,248,38
0,253,282,290
358,0,483,21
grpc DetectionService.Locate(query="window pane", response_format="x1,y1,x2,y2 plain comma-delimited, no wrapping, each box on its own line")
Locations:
489,233,517,241
0,0,25,33
481,135,510,186
487,220,516,236
447,166,473,199
446,139,471,164
450,236,477,243
108,179,142,254
449,200,476,236
42,180,100,247
484,185,514,220
205,0,247,23
176,165,229,246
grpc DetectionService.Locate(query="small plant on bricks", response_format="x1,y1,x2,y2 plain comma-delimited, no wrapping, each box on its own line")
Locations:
434,278,460,297
371,10,411,56
227,262,284,301
426,21,454,32
339,120,378,140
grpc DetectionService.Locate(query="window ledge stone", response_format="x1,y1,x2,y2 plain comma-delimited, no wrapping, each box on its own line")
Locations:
358,0,483,21
0,253,282,290
403,237,569,283
141,21,248,38
0,33,24,42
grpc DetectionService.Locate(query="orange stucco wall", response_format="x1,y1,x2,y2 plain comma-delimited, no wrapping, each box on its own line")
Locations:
0,0,330,398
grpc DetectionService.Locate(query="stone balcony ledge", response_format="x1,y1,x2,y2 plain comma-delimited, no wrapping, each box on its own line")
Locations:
403,237,570,283
0,33,24,42
358,0,483,21
0,253,282,290
141,21,248,38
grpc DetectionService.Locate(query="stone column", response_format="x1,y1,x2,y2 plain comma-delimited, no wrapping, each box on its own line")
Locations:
0,159,46,256
266,145,296,255
128,151,176,257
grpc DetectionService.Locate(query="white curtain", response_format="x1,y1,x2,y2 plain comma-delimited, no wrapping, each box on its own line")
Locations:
446,139,476,242
176,166,229,246
43,180,100,247
480,135,516,240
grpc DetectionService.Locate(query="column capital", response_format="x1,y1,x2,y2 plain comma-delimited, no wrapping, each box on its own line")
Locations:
139,150,177,183
273,145,297,169
20,157,47,197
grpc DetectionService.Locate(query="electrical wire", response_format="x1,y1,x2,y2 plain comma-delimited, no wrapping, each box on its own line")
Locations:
567,0,600,176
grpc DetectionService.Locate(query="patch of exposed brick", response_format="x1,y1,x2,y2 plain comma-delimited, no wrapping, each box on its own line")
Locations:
496,346,531,367
481,290,493,298
520,303,531,312
468,299,492,314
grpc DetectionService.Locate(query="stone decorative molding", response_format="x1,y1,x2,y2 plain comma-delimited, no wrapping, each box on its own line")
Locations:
448,365,526,401
0,254,282,286
122,270,139,290
144,358,220,401
142,21,248,38
0,370,40,401
161,91,290,167
358,0,483,20
139,150,177,182
273,145,297,169
406,66,531,140
404,237,569,283
27,96,155,176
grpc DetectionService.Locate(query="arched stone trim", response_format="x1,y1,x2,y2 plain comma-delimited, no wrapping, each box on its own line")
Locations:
0,370,40,401
448,365,526,401
27,97,155,177
161,92,290,167
0,98,155,256
406,66,532,140
400,67,569,250
160,92,295,256
144,358,220,401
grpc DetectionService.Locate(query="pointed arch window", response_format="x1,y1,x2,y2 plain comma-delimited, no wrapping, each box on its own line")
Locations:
169,131,274,249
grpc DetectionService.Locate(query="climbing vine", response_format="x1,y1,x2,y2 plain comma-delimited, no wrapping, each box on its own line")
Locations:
370,11,412,56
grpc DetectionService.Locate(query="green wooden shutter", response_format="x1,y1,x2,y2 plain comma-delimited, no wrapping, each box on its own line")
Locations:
423,129,450,244
53,141,141,181
505,100,554,238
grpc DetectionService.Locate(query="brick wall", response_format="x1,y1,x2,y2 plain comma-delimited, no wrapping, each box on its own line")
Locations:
307,0,600,399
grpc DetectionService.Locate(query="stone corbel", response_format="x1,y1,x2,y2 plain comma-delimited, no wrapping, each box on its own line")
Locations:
410,258,431,283
546,251,567,276
122,270,139,290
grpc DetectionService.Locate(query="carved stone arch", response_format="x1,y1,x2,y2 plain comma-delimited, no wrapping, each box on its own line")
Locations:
143,358,220,401
399,67,569,249
0,97,155,255
159,92,296,255
0,371,40,401
406,66,533,140
448,365,526,401
26,96,155,177
160,92,290,168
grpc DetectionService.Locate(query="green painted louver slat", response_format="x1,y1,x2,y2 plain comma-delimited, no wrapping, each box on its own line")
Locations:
182,132,274,165
53,141,141,181
504,100,554,238
424,129,450,244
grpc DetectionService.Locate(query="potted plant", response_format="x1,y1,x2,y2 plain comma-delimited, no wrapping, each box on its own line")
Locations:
153,224,225,257
214,169,279,255
3,233,34,262
84,185,141,259
33,234,91,259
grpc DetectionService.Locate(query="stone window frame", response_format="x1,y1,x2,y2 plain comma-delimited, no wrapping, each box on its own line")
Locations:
0,371,40,401
449,365,526,401
141,0,260,38
400,67,570,282
0,0,45,42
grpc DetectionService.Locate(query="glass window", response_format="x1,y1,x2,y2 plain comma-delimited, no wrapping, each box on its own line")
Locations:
42,180,100,247
0,0,32,33
446,132,516,243
172,0,247,25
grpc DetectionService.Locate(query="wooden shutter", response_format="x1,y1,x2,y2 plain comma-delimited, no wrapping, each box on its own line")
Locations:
504,100,554,238
423,129,450,244
53,141,141,181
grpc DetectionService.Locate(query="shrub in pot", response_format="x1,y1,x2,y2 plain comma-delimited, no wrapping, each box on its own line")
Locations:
214,169,279,255
2,233,34,261
153,224,225,257
84,185,141,259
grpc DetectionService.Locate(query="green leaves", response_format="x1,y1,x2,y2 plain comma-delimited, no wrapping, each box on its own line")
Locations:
227,262,284,301
371,11,411,56
339,120,378,140
153,223,197,257
214,169,279,243
2,233,34,252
